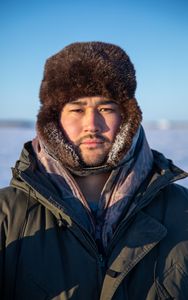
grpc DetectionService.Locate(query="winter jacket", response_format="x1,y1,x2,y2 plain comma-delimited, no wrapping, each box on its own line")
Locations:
0,142,188,300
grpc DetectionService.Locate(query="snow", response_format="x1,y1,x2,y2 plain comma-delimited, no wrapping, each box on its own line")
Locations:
0,126,187,188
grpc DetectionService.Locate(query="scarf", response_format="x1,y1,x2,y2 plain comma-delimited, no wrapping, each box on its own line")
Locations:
32,126,153,249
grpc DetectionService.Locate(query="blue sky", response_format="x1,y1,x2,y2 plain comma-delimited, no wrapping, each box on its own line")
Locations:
1,0,188,122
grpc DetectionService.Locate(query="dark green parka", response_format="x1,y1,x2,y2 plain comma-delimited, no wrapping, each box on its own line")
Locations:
0,142,188,300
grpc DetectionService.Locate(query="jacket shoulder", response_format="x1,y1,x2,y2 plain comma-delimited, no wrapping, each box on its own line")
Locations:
162,182,188,208
152,182,188,230
0,186,29,212
146,182,188,218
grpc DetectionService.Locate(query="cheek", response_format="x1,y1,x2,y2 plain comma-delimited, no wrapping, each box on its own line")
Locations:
63,124,80,141
61,118,82,142
106,116,122,136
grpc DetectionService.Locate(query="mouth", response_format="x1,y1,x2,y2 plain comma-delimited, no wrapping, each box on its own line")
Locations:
81,139,104,146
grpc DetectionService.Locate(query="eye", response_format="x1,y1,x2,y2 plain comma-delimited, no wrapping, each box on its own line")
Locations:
99,107,115,113
70,108,84,113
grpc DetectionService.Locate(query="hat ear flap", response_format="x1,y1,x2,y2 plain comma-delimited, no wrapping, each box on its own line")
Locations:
107,98,142,165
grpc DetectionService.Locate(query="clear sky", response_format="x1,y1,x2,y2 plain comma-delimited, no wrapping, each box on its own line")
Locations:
1,0,188,122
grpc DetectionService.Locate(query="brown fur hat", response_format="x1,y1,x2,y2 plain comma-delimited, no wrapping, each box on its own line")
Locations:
37,42,142,175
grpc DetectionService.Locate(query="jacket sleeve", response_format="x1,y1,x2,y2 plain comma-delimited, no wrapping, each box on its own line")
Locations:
158,184,188,299
0,186,30,299
0,189,8,300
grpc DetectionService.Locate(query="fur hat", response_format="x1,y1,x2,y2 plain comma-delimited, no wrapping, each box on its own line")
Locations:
37,41,142,175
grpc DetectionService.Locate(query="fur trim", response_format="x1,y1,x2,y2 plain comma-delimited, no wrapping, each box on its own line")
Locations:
39,42,137,109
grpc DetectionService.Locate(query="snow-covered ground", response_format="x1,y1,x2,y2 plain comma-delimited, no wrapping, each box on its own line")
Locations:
0,126,188,188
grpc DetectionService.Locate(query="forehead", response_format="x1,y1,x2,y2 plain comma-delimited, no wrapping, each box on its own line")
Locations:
65,96,118,107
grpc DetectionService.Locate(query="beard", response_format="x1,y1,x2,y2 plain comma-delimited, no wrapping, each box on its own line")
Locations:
73,134,112,167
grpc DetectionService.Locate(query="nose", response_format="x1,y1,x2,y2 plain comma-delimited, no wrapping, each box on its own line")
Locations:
83,109,102,133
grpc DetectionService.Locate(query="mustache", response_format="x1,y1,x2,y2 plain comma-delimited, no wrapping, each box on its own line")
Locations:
75,134,111,145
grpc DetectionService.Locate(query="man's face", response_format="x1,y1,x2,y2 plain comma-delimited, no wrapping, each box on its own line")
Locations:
60,96,122,167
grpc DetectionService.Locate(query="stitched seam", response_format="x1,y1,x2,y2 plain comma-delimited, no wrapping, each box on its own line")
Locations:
156,279,171,299
176,262,188,277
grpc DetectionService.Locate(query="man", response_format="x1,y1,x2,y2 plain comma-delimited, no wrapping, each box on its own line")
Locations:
0,42,188,299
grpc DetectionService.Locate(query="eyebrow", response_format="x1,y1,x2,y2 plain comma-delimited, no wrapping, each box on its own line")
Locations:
69,100,118,106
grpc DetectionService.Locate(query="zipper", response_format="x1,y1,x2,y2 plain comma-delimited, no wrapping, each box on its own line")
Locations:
73,219,107,268
99,254,106,268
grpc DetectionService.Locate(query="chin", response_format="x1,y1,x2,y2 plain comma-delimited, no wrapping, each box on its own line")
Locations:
81,156,107,167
